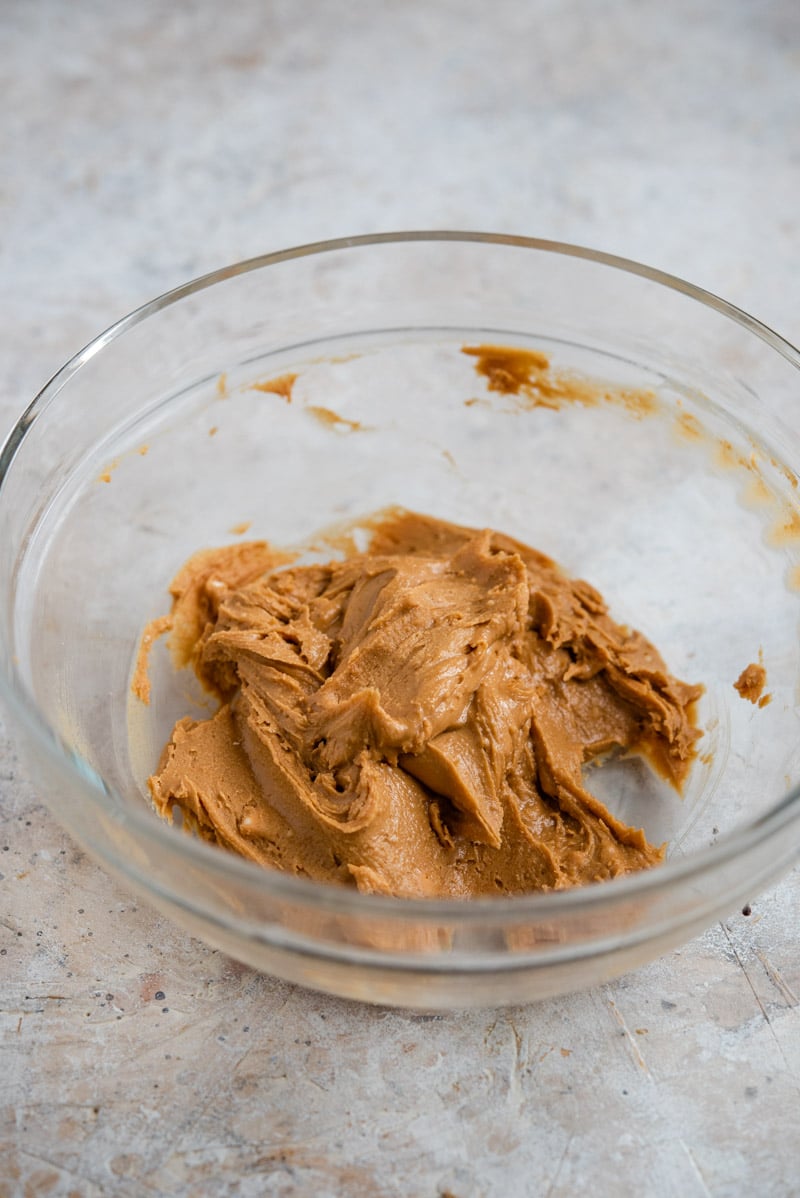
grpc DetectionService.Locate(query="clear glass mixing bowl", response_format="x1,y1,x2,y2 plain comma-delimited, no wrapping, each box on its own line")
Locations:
1,233,799,1007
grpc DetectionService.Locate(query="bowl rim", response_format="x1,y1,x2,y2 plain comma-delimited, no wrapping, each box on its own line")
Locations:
2,229,800,924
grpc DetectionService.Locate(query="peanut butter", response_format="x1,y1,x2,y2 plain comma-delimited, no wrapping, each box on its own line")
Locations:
144,511,702,897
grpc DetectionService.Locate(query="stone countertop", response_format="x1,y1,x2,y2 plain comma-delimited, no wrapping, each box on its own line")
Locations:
1,2,799,1194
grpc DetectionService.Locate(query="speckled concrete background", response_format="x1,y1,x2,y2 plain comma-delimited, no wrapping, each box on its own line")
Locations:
1,2,799,1195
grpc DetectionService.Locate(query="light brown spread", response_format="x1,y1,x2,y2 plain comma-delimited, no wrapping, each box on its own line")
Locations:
249,372,297,402
462,344,658,416
734,662,770,706
144,511,702,898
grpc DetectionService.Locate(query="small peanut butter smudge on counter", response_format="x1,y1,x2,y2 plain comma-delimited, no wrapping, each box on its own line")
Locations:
98,460,119,483
229,521,252,535
208,426,218,437
788,564,800,591
216,372,228,397
249,372,298,403
138,445,149,456
461,344,656,415
306,405,363,432
734,662,769,706
560,1047,572,1057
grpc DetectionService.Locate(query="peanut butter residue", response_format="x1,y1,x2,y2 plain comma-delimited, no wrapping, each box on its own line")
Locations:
131,615,172,705
462,345,657,417
768,504,800,547
464,345,551,395
307,405,363,432
734,662,770,706
675,410,703,441
98,459,119,484
250,372,298,403
144,511,702,898
131,541,293,704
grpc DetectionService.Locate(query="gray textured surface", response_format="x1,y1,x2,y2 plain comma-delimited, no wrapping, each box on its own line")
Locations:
2,2,799,1194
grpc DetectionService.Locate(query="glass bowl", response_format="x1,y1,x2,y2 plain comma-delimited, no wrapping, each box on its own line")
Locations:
2,233,800,1008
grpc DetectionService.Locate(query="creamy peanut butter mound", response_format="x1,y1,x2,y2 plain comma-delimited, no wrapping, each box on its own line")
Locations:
144,511,702,898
